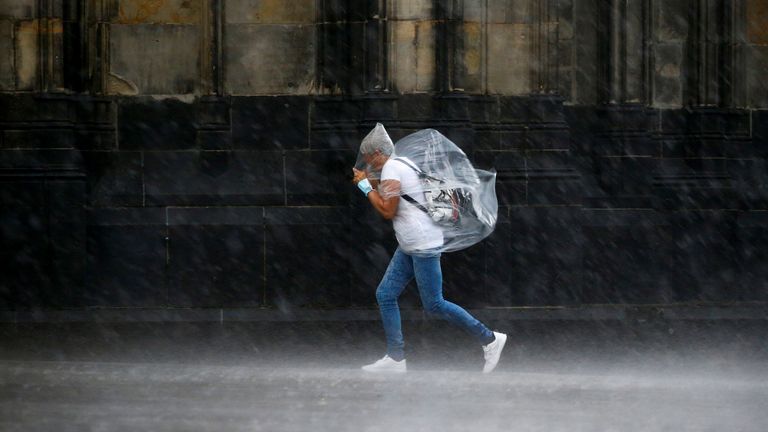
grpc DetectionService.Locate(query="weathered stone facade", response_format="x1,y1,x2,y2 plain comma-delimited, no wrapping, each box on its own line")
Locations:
1,0,768,313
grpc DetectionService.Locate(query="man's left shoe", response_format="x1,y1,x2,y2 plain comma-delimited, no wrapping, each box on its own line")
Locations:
482,331,507,373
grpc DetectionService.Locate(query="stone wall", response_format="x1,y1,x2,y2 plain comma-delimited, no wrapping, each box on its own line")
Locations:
1,0,768,313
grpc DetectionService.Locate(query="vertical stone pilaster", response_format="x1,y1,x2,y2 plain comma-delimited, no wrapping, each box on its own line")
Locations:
600,0,649,104
687,0,742,107
435,0,465,92
87,0,117,94
29,0,65,92
529,0,574,96
530,0,550,93
366,0,388,92
201,0,223,95
721,0,747,108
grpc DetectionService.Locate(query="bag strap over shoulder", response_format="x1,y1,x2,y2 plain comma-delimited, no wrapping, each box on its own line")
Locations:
392,158,431,215
400,193,430,215
393,157,443,183
393,157,423,174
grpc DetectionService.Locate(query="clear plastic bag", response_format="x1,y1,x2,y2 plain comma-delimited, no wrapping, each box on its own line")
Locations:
356,125,498,255
354,123,394,181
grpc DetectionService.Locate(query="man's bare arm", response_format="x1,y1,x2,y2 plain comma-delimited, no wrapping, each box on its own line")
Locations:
367,180,400,220
352,168,400,220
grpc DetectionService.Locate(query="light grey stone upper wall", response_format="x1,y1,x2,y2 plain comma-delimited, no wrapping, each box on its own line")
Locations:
224,24,316,95
110,24,200,95
112,0,202,24
223,0,317,95
0,0,36,19
225,0,316,24
1,0,766,108
390,0,433,21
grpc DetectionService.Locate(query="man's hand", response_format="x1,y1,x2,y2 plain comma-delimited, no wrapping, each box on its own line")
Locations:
352,168,367,184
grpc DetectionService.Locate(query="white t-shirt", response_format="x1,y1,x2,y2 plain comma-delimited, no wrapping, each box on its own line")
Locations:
380,157,444,252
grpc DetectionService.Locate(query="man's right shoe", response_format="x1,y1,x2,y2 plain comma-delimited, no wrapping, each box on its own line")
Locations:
361,355,407,373
482,331,507,373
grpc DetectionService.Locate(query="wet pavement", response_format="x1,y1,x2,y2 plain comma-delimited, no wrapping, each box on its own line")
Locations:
1,320,767,431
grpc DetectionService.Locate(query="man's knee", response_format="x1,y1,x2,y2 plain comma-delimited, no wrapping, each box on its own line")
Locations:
376,287,396,305
424,299,446,316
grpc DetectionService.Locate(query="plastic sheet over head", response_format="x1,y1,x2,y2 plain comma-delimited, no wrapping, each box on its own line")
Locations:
375,128,498,255
355,123,394,181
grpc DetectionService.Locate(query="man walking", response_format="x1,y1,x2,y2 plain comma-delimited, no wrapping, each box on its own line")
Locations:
352,124,507,374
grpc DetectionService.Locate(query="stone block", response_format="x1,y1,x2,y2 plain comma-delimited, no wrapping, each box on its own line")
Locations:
47,179,87,308
225,24,315,95
487,23,530,95
82,151,143,207
196,130,231,150
581,210,672,304
736,212,768,301
468,96,499,123
396,94,435,120
14,20,40,90
747,46,768,108
653,159,742,210
265,218,351,310
0,149,82,170
728,159,768,210
391,20,436,93
391,0,432,20
665,212,742,302
113,0,202,24
284,150,353,206
655,1,689,41
462,22,485,93
318,0,366,22
231,96,310,150
0,0,35,18
526,127,570,151
309,125,360,151
0,180,49,308
118,98,197,150
498,129,525,150
312,98,362,124
555,0,574,40
225,0,316,24
144,150,285,206
463,0,484,22
488,0,532,24
197,98,230,126
83,209,167,307
168,218,264,307
526,151,582,206
508,207,584,306
2,129,74,149
362,96,396,121
652,43,684,108
0,94,68,123
73,98,116,124
109,24,200,94
746,0,768,44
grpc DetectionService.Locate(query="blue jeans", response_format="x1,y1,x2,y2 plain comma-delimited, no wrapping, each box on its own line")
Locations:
375,247,495,360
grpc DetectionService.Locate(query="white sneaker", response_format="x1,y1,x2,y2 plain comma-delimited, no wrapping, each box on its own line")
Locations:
482,331,507,373
361,355,407,373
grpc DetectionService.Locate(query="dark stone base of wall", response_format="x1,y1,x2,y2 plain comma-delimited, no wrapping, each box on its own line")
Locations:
2,93,768,311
